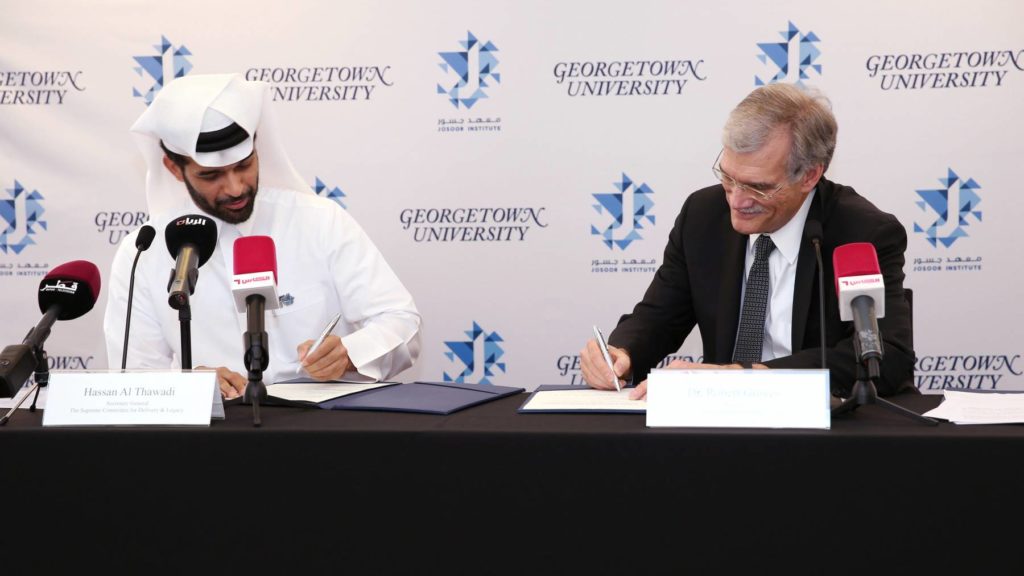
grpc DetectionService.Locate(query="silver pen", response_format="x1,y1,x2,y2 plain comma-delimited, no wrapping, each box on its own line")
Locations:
305,312,342,360
593,325,620,392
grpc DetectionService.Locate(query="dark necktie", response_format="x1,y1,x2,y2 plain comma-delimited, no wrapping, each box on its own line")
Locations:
733,234,776,363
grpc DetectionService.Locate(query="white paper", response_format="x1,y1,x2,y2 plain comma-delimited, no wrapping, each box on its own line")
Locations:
646,369,830,429
923,390,1024,424
264,381,394,403
520,388,645,411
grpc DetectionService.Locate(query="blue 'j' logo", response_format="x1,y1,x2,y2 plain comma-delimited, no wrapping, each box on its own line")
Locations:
1,180,46,255
313,177,347,209
591,173,655,250
755,21,822,86
132,35,193,106
443,322,505,384
437,31,500,109
913,168,982,248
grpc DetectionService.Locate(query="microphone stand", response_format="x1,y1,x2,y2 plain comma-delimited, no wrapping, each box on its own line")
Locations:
122,245,145,370
832,356,937,426
179,303,192,370
811,236,827,370
242,294,268,427
168,265,198,371
0,347,49,426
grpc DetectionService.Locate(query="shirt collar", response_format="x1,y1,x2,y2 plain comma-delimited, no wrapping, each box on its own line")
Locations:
751,188,816,265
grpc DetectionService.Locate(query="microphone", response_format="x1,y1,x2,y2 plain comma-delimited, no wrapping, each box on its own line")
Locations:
164,215,217,310
804,220,827,371
233,235,279,426
121,225,156,370
136,224,157,251
833,242,886,370
232,235,280,314
830,242,936,425
0,261,101,397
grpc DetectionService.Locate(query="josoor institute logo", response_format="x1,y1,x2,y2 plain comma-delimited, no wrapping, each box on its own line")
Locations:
914,168,982,248
1,180,46,255
132,35,193,106
313,178,347,209
437,31,500,109
756,21,822,86
443,322,506,384
591,173,655,250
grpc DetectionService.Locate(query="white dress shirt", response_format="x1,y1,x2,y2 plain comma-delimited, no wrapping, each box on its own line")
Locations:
104,187,421,383
737,189,816,362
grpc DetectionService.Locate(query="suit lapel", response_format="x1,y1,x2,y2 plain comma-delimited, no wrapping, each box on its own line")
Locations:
791,188,825,351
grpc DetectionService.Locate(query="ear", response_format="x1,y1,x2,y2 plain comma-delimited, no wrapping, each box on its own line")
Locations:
799,164,825,193
162,155,185,182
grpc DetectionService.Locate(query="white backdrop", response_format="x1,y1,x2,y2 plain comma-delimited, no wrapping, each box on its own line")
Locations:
2,0,1022,393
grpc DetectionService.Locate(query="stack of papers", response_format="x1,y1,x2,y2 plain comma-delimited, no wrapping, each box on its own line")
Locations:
266,379,524,415
923,390,1024,424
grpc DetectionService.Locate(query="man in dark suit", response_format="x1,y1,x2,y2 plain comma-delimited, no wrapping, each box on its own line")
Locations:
581,83,914,399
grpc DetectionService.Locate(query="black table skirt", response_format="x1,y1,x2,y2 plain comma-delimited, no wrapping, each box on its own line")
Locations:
2,392,1020,574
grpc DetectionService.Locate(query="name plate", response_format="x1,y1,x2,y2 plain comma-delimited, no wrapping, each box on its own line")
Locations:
42,371,220,427
646,369,830,429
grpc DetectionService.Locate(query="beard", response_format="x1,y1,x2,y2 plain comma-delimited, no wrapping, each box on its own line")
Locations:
183,173,258,224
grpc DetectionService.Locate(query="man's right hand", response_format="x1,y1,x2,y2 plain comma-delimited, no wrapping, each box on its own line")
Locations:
580,339,631,390
197,365,247,399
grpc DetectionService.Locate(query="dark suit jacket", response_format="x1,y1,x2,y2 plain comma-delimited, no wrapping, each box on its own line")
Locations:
608,177,915,397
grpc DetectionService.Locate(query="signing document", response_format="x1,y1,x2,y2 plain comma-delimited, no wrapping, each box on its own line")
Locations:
519,386,645,413
923,390,1024,425
265,379,395,404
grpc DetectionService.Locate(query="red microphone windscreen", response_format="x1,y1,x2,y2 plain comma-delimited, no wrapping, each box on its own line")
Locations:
38,260,102,320
233,235,278,283
833,242,880,291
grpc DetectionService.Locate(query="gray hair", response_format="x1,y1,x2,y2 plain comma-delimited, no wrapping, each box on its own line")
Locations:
722,83,837,180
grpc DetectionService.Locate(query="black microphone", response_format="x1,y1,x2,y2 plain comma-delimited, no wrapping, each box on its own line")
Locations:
121,225,156,370
0,261,102,397
804,220,827,371
164,215,217,310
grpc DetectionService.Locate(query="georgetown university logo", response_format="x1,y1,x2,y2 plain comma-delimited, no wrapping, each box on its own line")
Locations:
443,322,505,384
437,31,500,109
0,71,85,105
1,180,46,255
95,211,148,246
553,59,707,97
244,66,393,102
132,35,193,106
913,168,982,248
755,21,822,86
865,50,1023,90
313,178,347,209
591,173,654,250
916,354,1021,390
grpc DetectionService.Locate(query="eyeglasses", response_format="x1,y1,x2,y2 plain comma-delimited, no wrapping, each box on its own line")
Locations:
711,149,788,201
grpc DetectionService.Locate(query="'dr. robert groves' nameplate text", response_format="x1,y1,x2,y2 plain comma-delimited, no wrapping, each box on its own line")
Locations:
646,369,830,429
42,371,218,427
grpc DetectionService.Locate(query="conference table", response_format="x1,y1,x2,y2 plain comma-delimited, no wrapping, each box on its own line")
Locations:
2,390,1020,574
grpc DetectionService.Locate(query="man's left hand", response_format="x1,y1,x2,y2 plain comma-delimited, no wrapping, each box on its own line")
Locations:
297,335,353,381
664,360,765,370
630,360,767,400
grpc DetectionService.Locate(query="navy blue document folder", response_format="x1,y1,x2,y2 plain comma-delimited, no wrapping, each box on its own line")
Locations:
319,381,525,415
